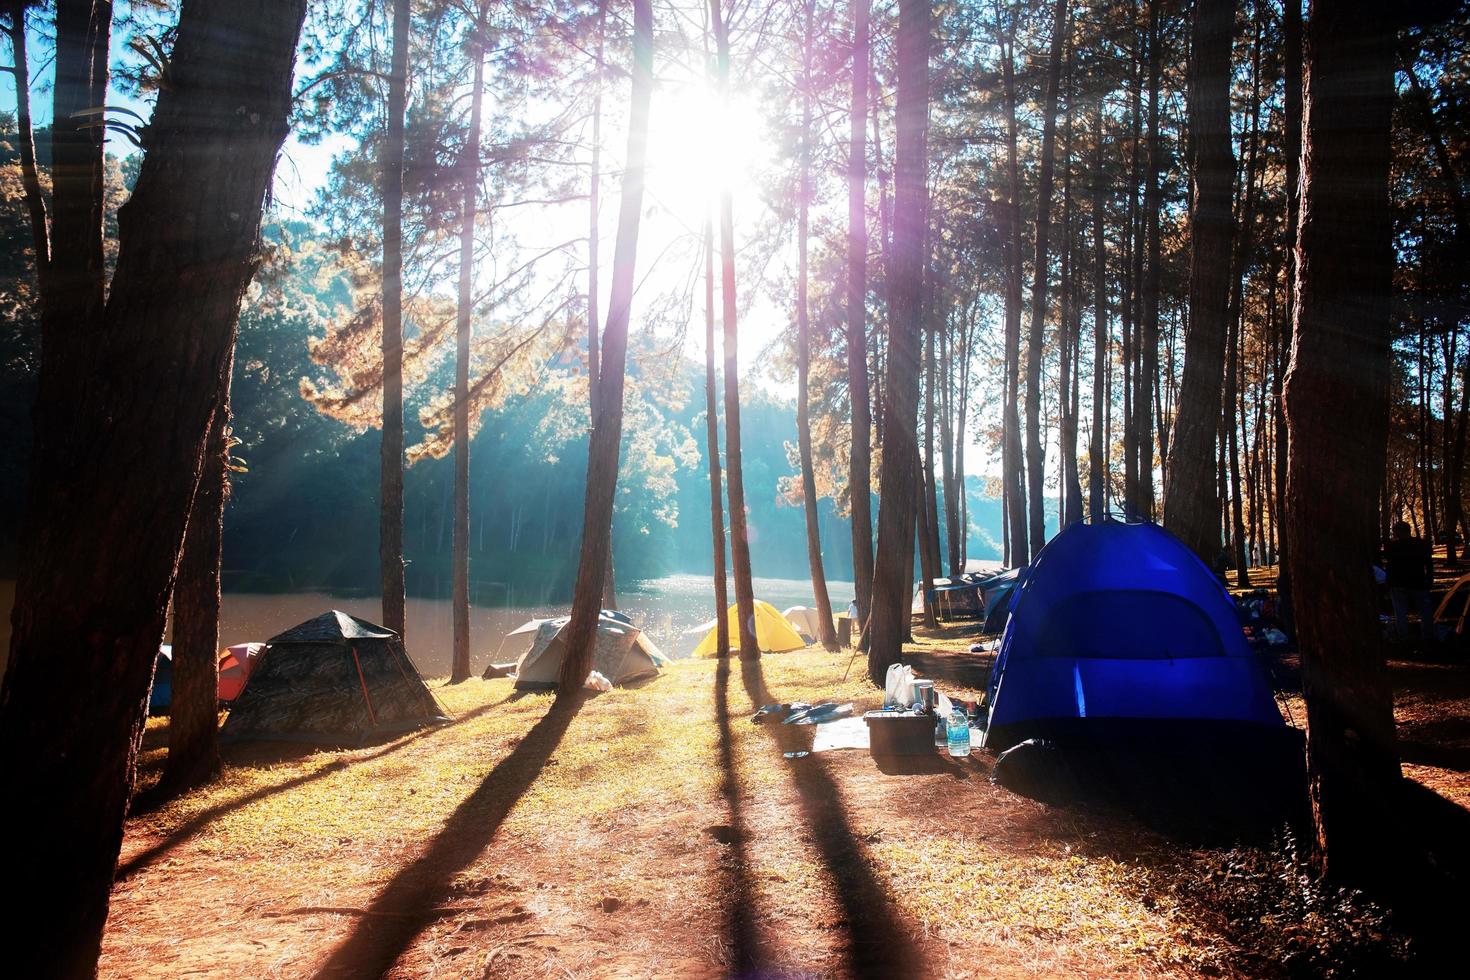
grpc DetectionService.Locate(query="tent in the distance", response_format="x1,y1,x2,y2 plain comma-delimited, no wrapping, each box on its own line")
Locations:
983,519,1284,751
782,605,834,642
149,645,172,713
217,642,265,702
220,610,449,746
692,600,806,656
505,613,667,689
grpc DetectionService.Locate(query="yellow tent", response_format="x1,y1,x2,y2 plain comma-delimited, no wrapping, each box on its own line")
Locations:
692,599,806,657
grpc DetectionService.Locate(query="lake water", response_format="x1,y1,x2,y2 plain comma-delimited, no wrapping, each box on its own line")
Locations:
0,574,854,678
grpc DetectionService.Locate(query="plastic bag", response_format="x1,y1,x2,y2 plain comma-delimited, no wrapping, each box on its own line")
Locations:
583,670,613,692
884,663,916,708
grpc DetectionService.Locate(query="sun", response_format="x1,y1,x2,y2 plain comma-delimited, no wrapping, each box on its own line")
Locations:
644,80,770,231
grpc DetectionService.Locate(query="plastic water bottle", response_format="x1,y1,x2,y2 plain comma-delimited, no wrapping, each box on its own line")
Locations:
947,706,971,758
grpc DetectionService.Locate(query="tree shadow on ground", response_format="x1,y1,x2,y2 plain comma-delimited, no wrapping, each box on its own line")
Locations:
118,696,517,878
897,649,993,692
989,725,1310,847
311,692,585,978
739,657,924,978
712,656,765,975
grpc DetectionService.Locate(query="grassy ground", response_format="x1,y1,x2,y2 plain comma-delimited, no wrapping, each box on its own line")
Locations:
103,626,1470,978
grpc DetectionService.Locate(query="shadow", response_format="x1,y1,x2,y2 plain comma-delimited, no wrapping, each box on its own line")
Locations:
1383,779,1470,966
712,656,765,975
989,725,1310,847
897,649,994,692
872,753,975,778
312,693,586,977
740,657,925,977
117,697,516,877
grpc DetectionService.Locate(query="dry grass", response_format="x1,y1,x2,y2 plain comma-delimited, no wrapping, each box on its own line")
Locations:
104,630,1469,979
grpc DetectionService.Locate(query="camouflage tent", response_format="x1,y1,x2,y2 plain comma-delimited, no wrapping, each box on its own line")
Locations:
220,610,450,745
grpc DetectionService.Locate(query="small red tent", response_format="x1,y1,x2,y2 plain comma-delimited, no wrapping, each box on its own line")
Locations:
218,642,264,702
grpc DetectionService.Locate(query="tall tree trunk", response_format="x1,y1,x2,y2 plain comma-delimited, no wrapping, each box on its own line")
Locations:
796,0,839,650
589,0,618,610
1023,0,1070,560
1164,0,1235,563
3,2,50,283
450,14,486,684
0,2,306,970
1122,1,1143,516
1057,68,1083,528
939,324,961,573
709,0,759,658
1285,0,1400,882
866,0,928,682
379,0,410,637
1089,97,1109,520
918,329,941,629
161,377,232,795
1136,0,1162,518
1277,0,1301,618
704,216,729,657
847,0,874,622
1000,24,1028,565
557,0,653,692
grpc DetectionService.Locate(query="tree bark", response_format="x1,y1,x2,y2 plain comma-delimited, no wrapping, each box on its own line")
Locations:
1089,97,1109,520
1135,0,1162,519
709,0,759,658
847,0,874,623
557,0,653,692
0,1,306,970
589,0,618,610
379,0,410,637
866,0,928,682
1284,0,1401,883
450,11,487,684
1164,0,1235,563
160,376,232,795
1277,0,1301,614
796,0,839,650
1023,0,1071,561
999,23,1028,565
704,216,729,658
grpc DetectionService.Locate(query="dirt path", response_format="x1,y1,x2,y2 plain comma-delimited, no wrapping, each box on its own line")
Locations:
100,642,1469,978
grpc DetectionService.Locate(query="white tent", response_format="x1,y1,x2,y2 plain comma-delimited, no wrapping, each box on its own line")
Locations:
781,605,834,640
509,614,666,689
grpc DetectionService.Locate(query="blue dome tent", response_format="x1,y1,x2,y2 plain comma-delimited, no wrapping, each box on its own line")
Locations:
982,519,1284,750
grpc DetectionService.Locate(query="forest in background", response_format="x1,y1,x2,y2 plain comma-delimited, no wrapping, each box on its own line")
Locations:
0,209,1028,603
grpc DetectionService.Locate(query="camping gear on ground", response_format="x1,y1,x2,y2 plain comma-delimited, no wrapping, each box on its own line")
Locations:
884,663,918,708
220,610,449,746
864,709,935,756
811,716,870,752
913,679,936,712
217,642,264,702
583,670,613,692
782,605,835,642
982,519,1285,752
691,600,805,656
782,702,853,725
947,707,972,757
505,612,665,689
149,645,173,713
752,702,808,724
